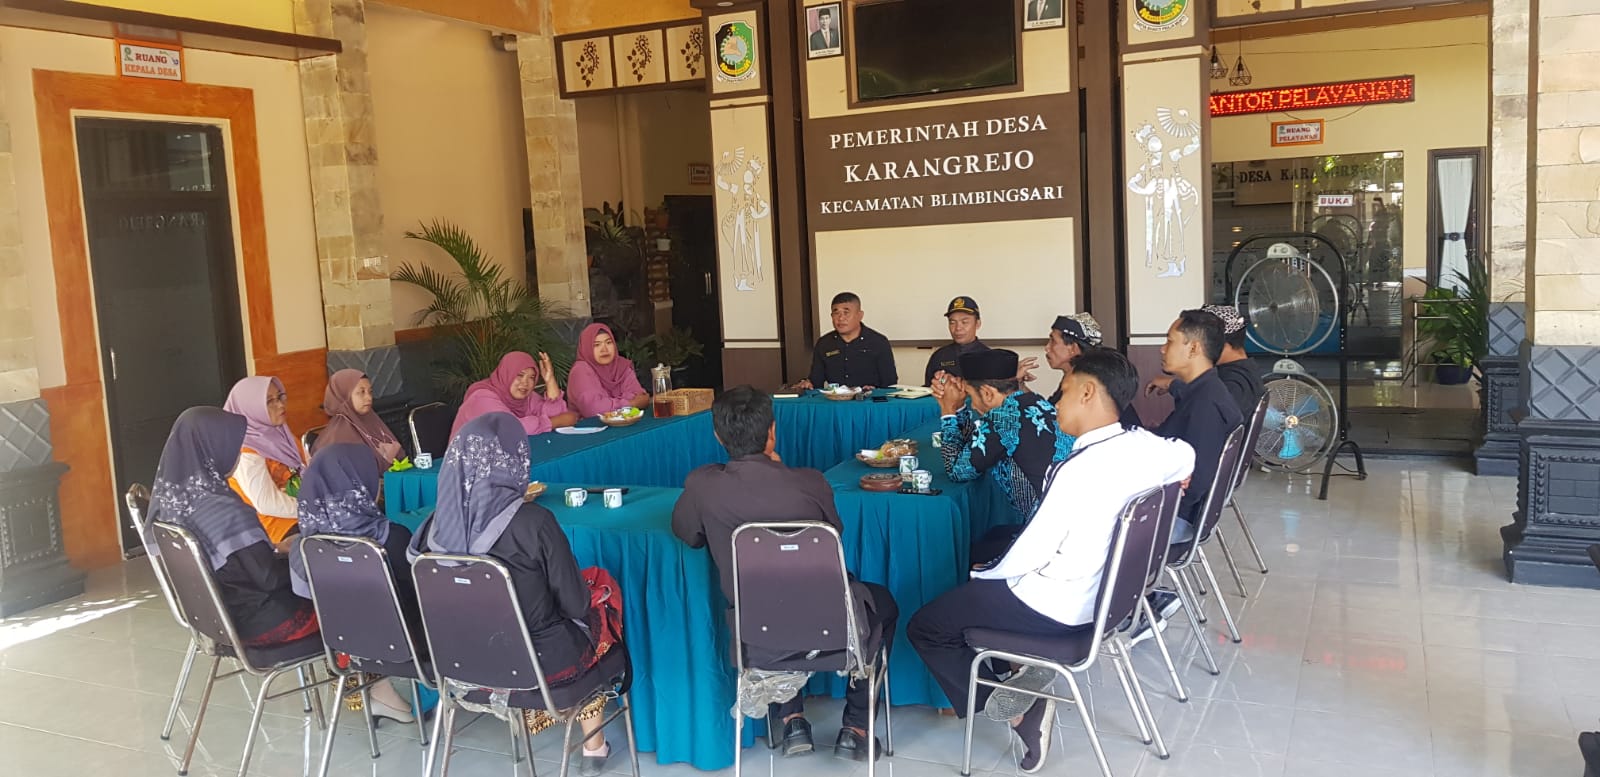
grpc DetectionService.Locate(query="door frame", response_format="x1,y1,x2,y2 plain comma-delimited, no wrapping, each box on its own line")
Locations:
1425,146,1486,288
35,69,276,566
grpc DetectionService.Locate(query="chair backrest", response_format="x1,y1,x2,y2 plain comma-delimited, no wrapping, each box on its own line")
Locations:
408,402,454,458
1231,392,1270,492
1139,481,1185,592
300,535,422,676
301,425,326,457
1078,484,1170,671
1190,425,1248,553
148,521,251,663
412,553,556,711
730,522,856,673
125,484,189,628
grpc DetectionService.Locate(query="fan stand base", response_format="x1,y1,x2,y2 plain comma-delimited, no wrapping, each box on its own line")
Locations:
1317,439,1367,501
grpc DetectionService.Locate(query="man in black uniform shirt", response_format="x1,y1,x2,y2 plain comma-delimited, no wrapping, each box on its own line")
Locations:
923,296,990,386
1151,309,1244,542
798,292,898,390
672,386,898,761
1146,305,1265,419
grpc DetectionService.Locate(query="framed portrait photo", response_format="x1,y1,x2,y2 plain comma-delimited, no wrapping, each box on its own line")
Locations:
806,3,843,59
1022,0,1065,30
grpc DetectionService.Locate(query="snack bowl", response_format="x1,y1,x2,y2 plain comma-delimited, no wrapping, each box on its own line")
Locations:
859,472,902,492
856,451,900,468
599,408,644,427
524,481,548,502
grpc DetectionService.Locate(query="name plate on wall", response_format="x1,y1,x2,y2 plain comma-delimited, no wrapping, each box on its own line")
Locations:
803,93,1076,232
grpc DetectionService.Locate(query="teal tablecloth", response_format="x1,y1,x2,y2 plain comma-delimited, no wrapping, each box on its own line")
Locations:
384,394,939,518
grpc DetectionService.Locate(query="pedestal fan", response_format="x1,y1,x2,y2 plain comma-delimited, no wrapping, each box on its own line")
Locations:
1225,233,1366,500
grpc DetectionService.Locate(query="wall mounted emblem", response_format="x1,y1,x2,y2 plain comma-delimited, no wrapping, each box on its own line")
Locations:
715,21,755,82
1133,0,1191,32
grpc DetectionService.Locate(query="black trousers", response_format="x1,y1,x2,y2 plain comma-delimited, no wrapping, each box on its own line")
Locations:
908,579,1089,718
770,581,899,731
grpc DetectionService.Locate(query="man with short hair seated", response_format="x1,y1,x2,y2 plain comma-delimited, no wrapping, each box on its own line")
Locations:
671,386,899,761
934,349,1072,562
907,350,1194,774
924,296,990,386
1147,304,1265,417
1149,309,1245,544
797,292,898,391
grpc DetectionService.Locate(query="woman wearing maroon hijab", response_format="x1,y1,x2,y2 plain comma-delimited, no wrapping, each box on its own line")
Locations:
566,323,649,417
312,369,404,467
450,351,579,437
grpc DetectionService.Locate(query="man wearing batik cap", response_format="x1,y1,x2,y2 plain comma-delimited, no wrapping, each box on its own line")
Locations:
933,349,1071,526
1148,304,1264,417
924,296,990,386
1044,313,1144,428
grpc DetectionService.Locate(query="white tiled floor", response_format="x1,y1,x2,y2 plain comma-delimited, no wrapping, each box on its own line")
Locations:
3,460,1594,777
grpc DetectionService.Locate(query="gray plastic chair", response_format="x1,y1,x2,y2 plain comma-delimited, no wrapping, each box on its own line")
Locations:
728,521,894,777
125,484,208,744
298,534,432,776
960,483,1175,777
147,521,333,776
411,553,640,777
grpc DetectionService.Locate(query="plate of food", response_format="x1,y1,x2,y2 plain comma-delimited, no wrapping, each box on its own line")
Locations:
821,384,862,401
524,481,547,502
859,472,903,492
855,438,919,467
599,407,645,427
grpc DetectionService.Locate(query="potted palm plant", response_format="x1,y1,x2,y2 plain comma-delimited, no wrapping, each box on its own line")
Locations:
1416,256,1488,385
392,220,575,402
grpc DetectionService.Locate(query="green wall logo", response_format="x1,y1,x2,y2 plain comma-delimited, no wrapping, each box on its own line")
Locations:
1134,0,1191,32
715,21,755,81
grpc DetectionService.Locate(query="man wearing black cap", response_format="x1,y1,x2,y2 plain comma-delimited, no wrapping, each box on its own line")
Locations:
924,296,990,386
1145,304,1263,418
798,292,898,390
1044,313,1144,428
933,348,1071,524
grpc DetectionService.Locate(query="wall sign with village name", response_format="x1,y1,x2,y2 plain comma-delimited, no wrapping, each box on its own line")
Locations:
118,40,183,81
803,93,1075,231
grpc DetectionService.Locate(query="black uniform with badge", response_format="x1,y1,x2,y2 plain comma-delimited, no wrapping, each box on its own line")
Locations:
807,325,898,388
924,296,990,385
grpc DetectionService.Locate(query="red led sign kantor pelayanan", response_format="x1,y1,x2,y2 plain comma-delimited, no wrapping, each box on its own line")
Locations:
1209,76,1415,117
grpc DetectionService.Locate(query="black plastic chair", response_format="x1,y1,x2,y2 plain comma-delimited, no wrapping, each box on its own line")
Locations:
1216,392,1272,594
411,553,640,777
1163,424,1249,673
298,535,432,776
407,403,455,460
729,521,893,777
148,522,334,776
301,425,326,458
959,484,1175,777
1117,480,1191,704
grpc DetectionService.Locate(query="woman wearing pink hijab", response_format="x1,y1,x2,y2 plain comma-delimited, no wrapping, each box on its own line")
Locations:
566,323,649,417
223,376,306,548
450,351,579,438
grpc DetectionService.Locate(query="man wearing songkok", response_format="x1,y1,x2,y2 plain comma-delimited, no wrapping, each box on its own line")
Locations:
924,296,990,386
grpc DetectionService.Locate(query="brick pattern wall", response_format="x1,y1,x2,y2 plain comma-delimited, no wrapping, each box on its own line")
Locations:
1532,2,1600,347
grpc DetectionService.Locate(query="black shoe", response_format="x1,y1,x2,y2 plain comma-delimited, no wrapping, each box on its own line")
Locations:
780,717,814,756
1150,589,1182,620
833,728,884,762
1581,731,1600,777
1012,697,1054,774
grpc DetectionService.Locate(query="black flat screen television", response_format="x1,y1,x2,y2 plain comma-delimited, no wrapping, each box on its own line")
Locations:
853,0,1018,103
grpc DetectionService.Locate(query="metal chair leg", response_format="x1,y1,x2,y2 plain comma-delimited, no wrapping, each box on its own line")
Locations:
316,671,347,777
437,696,460,777
422,689,449,777
413,681,430,746
510,714,524,764
178,654,223,776
1062,671,1114,777
880,647,895,757
557,711,578,777
1198,548,1243,644
240,668,289,777
1231,501,1269,574
1106,646,1153,746
1215,529,1250,599
1112,641,1169,760
1187,564,1209,600
1141,597,1189,702
960,654,981,777
1167,567,1221,675
360,684,381,758
622,693,641,777
866,665,878,777
299,665,315,713
162,637,199,741
733,696,744,777
520,713,536,777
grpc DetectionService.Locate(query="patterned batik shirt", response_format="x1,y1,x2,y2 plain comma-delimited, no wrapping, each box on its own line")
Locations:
940,391,1076,520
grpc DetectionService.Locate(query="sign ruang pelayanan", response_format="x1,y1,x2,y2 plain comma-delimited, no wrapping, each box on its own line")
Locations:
803,93,1074,231
1272,119,1323,147
1210,76,1414,118
118,40,183,81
